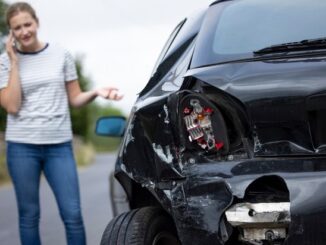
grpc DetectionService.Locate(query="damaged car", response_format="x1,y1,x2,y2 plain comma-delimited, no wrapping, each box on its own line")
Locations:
97,0,326,244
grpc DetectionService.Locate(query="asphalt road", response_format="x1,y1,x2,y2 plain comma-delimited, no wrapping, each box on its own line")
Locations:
0,153,116,245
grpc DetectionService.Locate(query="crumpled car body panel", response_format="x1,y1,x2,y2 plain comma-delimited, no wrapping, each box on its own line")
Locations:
116,55,326,244
112,1,326,244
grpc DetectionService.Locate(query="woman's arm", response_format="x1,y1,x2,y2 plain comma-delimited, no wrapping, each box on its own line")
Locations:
66,80,123,108
0,33,22,115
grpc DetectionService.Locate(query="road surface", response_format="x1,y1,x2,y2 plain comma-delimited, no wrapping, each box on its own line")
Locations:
0,153,116,245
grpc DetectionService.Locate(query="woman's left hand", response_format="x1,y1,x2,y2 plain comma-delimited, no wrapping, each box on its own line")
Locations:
96,87,123,101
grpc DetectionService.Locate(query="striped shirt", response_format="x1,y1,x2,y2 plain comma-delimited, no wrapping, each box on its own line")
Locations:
0,43,77,144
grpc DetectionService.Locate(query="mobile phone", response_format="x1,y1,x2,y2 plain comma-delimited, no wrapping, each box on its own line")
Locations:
9,31,19,50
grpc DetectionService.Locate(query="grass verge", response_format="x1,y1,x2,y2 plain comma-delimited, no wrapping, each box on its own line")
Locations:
73,136,96,167
0,136,96,186
0,154,9,186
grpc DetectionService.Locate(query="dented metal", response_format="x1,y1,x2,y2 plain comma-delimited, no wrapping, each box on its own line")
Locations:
106,0,326,244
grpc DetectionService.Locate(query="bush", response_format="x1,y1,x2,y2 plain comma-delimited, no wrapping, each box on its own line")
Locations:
73,136,95,167
0,154,9,185
0,134,95,185
0,132,9,185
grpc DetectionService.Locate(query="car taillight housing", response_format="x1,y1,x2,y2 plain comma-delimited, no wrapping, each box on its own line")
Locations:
180,93,229,153
183,99,224,151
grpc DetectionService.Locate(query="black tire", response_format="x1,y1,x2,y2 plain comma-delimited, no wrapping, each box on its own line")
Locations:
100,207,180,245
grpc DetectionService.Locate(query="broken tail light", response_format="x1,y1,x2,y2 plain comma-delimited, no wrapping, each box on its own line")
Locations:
183,99,222,150
180,93,229,153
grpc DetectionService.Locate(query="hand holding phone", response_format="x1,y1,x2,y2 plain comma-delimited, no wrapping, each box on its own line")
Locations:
6,31,18,63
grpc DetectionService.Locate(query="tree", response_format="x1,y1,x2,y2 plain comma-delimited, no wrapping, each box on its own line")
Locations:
0,0,8,43
70,55,124,143
70,55,93,140
0,0,8,132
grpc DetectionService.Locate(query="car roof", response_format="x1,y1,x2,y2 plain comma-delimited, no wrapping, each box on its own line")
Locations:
210,0,234,6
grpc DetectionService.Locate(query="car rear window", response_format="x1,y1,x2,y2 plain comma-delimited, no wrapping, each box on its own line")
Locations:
191,0,326,67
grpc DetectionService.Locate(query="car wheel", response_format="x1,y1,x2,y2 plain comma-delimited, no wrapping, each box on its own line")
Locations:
100,207,180,245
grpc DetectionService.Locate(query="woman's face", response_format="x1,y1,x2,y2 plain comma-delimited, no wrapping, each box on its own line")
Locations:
9,11,39,51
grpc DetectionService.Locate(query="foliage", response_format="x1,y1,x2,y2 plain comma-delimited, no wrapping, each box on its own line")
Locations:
0,105,5,131
73,135,95,166
0,0,8,131
0,132,9,185
0,134,97,185
70,55,93,141
0,154,9,185
0,0,8,43
70,56,124,144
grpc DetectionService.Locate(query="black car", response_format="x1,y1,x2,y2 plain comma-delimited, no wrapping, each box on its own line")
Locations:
97,0,326,244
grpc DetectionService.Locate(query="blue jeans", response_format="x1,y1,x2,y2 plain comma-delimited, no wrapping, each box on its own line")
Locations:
6,141,86,245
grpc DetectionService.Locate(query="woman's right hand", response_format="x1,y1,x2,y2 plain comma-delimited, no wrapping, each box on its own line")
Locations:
1,31,22,114
6,31,18,64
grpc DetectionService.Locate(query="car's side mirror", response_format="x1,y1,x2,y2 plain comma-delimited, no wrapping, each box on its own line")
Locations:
95,116,126,137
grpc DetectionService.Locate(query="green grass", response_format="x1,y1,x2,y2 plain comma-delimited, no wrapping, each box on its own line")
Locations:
0,154,9,185
0,134,122,186
92,136,122,153
73,141,96,167
0,136,98,186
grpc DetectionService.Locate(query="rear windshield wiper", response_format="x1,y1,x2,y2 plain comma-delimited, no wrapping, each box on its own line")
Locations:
254,37,326,54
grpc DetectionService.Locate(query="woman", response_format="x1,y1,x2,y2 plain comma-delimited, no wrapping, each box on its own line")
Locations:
0,2,122,245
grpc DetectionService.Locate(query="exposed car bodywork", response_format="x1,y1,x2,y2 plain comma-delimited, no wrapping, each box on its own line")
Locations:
102,0,326,244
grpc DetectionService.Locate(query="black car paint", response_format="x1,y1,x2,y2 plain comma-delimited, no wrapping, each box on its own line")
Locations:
112,1,326,244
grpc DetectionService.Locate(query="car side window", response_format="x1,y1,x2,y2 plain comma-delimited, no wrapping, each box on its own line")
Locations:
150,20,186,76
